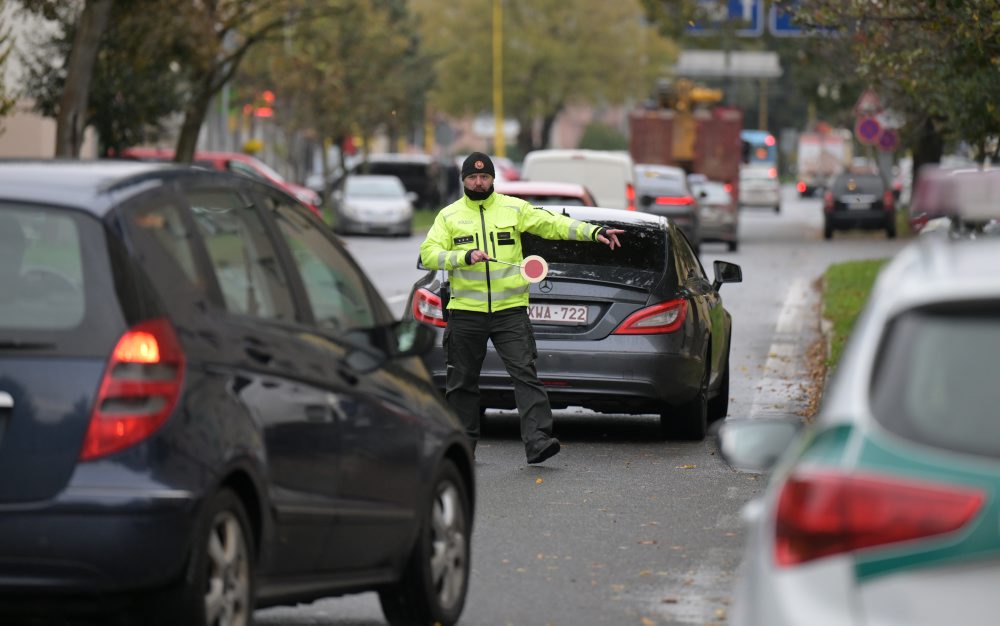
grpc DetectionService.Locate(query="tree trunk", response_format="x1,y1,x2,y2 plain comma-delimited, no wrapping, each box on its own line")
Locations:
540,112,558,150
175,82,216,163
54,0,113,157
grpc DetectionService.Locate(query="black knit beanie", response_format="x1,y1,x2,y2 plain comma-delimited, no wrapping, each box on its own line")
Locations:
461,152,495,179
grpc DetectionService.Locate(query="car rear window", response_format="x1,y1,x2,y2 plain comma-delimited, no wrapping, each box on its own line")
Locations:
522,219,666,279
0,204,127,355
516,195,588,206
0,206,86,329
636,179,689,198
833,175,884,195
869,301,1000,459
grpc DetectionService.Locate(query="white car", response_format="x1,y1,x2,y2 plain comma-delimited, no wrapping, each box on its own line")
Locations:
739,165,781,212
720,214,1000,625
332,174,415,237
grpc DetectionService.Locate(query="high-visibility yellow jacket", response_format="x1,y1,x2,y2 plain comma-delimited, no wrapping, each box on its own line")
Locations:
420,192,603,313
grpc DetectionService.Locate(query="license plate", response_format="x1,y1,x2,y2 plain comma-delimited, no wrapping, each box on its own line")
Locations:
848,201,872,210
528,303,588,325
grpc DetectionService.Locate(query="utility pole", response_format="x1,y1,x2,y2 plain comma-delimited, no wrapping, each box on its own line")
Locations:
492,0,505,157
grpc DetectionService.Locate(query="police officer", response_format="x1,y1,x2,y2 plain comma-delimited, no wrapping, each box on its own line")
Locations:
420,152,623,464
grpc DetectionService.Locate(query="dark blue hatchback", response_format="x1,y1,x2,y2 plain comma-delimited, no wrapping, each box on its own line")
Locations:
0,161,474,626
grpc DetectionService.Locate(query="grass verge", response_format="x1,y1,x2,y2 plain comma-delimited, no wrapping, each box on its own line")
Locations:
822,258,890,368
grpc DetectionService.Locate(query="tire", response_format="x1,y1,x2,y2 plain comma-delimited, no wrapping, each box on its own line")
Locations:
143,489,254,626
379,460,471,626
823,222,833,240
886,222,897,239
727,240,738,252
773,204,781,213
660,364,709,441
707,359,730,422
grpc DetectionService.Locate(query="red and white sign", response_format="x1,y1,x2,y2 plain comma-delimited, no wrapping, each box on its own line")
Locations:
853,89,883,117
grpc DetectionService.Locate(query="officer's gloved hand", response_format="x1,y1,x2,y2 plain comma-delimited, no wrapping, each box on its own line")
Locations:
594,227,625,250
465,249,490,264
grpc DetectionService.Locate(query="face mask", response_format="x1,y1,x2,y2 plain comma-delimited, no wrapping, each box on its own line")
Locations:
464,185,494,201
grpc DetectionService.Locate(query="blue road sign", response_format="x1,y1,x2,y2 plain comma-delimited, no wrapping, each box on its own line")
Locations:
769,1,803,37
687,0,764,37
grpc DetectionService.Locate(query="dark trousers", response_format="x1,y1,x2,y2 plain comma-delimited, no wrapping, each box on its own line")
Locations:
443,307,553,453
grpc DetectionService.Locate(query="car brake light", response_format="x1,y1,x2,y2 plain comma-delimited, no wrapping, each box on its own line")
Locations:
724,183,733,194
412,288,447,328
774,471,985,567
768,167,777,179
81,318,185,461
626,183,636,211
796,181,807,194
613,299,687,334
655,195,695,206
823,190,834,212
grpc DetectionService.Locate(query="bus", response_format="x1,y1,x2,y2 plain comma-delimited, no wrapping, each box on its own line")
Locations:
740,129,778,172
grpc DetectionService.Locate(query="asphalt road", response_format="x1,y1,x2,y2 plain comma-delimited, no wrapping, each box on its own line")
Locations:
256,186,907,625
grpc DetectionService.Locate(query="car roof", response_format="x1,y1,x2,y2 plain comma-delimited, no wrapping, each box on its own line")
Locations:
536,205,668,228
363,153,437,164
495,180,590,195
0,160,182,213
523,149,633,165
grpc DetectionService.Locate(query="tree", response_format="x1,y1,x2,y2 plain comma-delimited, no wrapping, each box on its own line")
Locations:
0,1,17,133
411,0,676,154
794,0,1000,165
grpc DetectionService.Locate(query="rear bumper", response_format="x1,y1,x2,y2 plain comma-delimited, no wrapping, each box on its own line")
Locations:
0,484,197,594
740,188,780,206
825,209,893,230
425,338,705,413
336,214,411,235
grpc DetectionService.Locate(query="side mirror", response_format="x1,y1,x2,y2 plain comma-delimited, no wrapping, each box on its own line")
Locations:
343,319,437,374
406,191,419,204
391,318,436,358
718,417,802,473
712,260,743,291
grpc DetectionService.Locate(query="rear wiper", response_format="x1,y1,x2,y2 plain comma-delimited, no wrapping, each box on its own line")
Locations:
0,340,57,350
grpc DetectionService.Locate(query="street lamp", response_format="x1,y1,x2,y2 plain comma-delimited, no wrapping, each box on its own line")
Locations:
492,0,505,157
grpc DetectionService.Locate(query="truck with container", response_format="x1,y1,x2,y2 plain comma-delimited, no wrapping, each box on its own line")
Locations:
795,127,852,197
628,79,744,203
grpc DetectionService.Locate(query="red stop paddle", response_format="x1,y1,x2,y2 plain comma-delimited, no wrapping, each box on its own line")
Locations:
488,255,549,283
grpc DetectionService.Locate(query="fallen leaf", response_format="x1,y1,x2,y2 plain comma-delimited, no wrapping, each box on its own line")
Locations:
675,464,697,469
536,478,544,485
661,597,679,604
637,540,657,545
641,618,656,626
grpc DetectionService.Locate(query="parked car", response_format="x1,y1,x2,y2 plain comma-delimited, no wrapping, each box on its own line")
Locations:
692,179,739,252
0,161,474,626
521,149,636,211
351,153,449,209
331,174,415,236
493,180,597,206
720,231,1000,626
406,206,742,441
738,165,781,213
635,163,701,250
822,171,896,239
120,147,322,216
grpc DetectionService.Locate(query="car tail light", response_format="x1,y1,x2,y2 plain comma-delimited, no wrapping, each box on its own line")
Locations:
80,318,186,461
626,183,636,211
412,288,447,328
823,190,834,212
724,183,733,194
655,195,695,206
768,167,778,179
796,181,807,194
613,299,687,334
883,190,895,211
774,471,985,567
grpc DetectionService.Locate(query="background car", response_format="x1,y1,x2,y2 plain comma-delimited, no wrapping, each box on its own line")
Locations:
350,153,451,209
521,149,636,211
738,165,781,213
720,230,1000,626
0,161,474,626
822,171,896,239
406,206,742,441
331,174,415,236
691,178,739,251
121,146,323,216
634,163,701,251
493,180,597,206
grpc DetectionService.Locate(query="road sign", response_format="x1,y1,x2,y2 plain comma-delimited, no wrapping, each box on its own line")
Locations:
878,128,899,152
769,1,802,37
853,89,882,117
687,0,764,37
855,116,882,146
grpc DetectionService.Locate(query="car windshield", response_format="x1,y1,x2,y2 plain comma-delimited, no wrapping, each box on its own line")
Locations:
522,219,666,280
833,175,883,194
869,301,1000,459
346,177,405,198
637,179,689,197
513,194,588,206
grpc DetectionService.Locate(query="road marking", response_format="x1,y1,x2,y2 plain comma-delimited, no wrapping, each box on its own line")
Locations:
749,278,813,418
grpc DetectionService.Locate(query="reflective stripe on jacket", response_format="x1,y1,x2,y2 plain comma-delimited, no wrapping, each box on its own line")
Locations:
420,192,601,313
